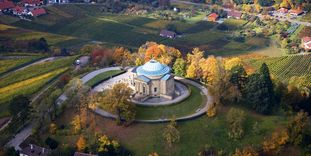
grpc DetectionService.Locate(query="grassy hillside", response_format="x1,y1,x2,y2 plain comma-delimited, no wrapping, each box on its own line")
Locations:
245,55,311,84
0,4,270,55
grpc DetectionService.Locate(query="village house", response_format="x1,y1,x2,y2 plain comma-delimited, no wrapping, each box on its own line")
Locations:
289,9,304,16
159,29,176,39
48,0,68,4
207,13,219,22
227,10,242,19
222,2,234,11
28,7,46,17
0,0,15,12
302,37,311,51
12,6,26,15
21,0,42,7
20,144,51,156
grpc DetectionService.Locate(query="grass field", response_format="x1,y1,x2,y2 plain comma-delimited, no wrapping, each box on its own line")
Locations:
53,104,288,156
136,85,204,120
85,70,123,87
0,56,43,75
245,55,311,84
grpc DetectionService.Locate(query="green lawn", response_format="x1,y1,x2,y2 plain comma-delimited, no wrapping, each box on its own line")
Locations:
136,85,204,120
53,104,288,156
85,70,124,87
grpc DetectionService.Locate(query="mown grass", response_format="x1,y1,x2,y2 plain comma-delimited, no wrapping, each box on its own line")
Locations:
0,56,42,75
53,104,288,156
0,56,75,88
223,19,248,30
85,70,123,87
136,85,204,120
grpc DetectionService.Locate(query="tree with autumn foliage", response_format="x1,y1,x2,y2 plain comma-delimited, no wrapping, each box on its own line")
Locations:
163,118,180,147
76,136,87,152
90,47,114,67
173,58,186,77
224,57,243,71
262,128,289,154
226,108,246,139
186,48,204,79
98,83,136,124
200,55,218,85
232,146,259,156
112,47,133,67
287,111,309,145
138,42,181,65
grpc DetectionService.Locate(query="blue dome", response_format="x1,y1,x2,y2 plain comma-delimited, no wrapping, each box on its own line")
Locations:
136,59,170,77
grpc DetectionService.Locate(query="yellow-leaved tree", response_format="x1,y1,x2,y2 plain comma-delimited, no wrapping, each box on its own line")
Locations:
76,136,87,152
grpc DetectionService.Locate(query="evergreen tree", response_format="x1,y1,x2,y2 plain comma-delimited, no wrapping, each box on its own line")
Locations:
244,63,276,114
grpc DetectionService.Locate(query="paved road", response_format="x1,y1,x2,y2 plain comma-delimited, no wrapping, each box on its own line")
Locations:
6,123,33,150
171,0,311,27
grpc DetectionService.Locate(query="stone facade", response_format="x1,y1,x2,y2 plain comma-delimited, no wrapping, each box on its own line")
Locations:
130,60,175,100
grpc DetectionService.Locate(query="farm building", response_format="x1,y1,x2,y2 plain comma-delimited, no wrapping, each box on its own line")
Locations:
29,8,46,16
207,13,219,22
302,37,311,51
277,8,288,14
227,10,242,19
0,0,15,12
20,144,51,156
159,29,176,39
130,59,175,100
12,6,26,15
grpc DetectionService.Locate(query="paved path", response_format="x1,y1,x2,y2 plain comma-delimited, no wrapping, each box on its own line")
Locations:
93,76,213,123
57,66,122,105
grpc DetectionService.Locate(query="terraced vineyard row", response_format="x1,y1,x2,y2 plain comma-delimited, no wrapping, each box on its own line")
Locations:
246,55,311,85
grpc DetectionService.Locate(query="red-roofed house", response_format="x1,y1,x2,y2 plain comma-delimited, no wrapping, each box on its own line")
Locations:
227,10,242,19
0,0,15,12
21,0,42,7
12,6,26,15
28,8,46,17
302,37,311,51
289,9,304,16
207,13,219,22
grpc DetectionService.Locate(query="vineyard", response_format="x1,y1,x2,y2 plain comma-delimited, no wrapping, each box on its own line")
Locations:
0,56,43,75
0,56,75,88
245,55,311,85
